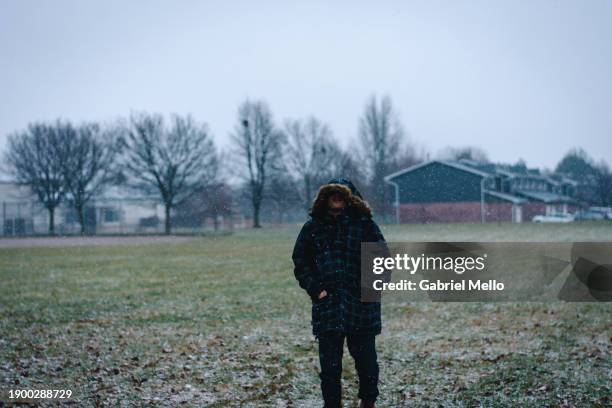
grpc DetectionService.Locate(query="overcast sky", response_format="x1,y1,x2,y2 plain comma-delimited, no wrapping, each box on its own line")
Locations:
1,0,611,171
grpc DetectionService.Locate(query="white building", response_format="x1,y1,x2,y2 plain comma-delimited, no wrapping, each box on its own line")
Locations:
0,181,166,236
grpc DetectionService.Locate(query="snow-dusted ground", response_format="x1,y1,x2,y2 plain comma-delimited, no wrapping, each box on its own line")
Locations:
1,223,610,406
0,235,196,248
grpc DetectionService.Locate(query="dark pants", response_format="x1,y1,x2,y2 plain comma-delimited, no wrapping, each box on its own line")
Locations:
317,331,379,407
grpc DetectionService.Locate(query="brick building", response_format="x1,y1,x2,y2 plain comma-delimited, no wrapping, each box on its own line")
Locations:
384,160,580,224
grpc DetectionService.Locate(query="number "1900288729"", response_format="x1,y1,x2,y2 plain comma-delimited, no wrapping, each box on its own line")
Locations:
7,389,72,400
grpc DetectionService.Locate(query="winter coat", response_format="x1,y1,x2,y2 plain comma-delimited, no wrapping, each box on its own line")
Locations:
292,179,388,336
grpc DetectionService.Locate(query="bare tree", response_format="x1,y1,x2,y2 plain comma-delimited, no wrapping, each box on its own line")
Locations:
595,161,612,206
329,147,368,190
174,182,234,231
555,148,600,204
358,94,404,215
4,121,68,235
284,116,337,209
59,122,121,235
555,148,597,178
387,143,426,175
264,171,301,223
439,146,489,163
231,100,284,228
121,113,219,234
203,183,234,231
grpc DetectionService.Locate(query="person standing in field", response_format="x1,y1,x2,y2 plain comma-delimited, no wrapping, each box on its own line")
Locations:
292,178,388,408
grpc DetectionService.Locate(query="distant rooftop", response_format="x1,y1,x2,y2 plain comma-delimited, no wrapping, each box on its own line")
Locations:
514,190,576,204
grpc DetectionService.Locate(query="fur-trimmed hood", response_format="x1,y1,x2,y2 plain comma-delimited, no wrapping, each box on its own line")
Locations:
309,178,372,219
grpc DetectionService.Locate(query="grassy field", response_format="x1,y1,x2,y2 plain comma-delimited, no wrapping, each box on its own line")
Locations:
1,223,611,407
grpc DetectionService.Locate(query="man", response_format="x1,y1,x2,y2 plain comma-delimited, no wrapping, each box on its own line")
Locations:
292,178,387,408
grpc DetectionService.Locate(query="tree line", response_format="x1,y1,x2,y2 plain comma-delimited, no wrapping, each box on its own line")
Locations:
3,95,611,235
3,95,423,234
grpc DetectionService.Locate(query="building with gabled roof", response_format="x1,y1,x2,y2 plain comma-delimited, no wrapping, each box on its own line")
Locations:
384,159,582,224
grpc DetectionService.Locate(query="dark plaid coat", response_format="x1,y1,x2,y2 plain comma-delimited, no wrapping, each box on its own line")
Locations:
292,180,387,336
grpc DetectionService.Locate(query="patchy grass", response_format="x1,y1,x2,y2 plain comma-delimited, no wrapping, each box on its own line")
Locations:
1,223,611,407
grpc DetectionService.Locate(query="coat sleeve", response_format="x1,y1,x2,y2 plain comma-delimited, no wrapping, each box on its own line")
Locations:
366,218,393,284
366,218,387,244
292,221,323,300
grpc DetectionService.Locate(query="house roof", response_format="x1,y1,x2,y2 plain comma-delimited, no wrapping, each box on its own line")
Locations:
385,160,490,182
0,182,35,201
484,190,526,204
542,177,561,186
515,190,576,204
96,186,160,202
386,160,581,187
493,168,517,178
0,181,160,203
558,176,579,186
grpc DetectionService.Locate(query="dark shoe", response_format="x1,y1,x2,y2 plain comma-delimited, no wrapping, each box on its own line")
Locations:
359,400,375,408
323,398,341,408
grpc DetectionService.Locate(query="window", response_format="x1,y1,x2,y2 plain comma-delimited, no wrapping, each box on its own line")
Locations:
103,208,120,223
64,209,77,224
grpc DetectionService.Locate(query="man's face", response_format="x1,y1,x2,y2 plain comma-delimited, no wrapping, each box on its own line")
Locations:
327,192,346,214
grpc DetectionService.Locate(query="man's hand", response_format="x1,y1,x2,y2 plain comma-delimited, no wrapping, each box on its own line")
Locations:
318,290,328,299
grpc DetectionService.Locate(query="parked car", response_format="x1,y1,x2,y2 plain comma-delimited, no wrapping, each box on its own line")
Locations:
573,209,606,221
586,207,612,220
532,213,574,223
